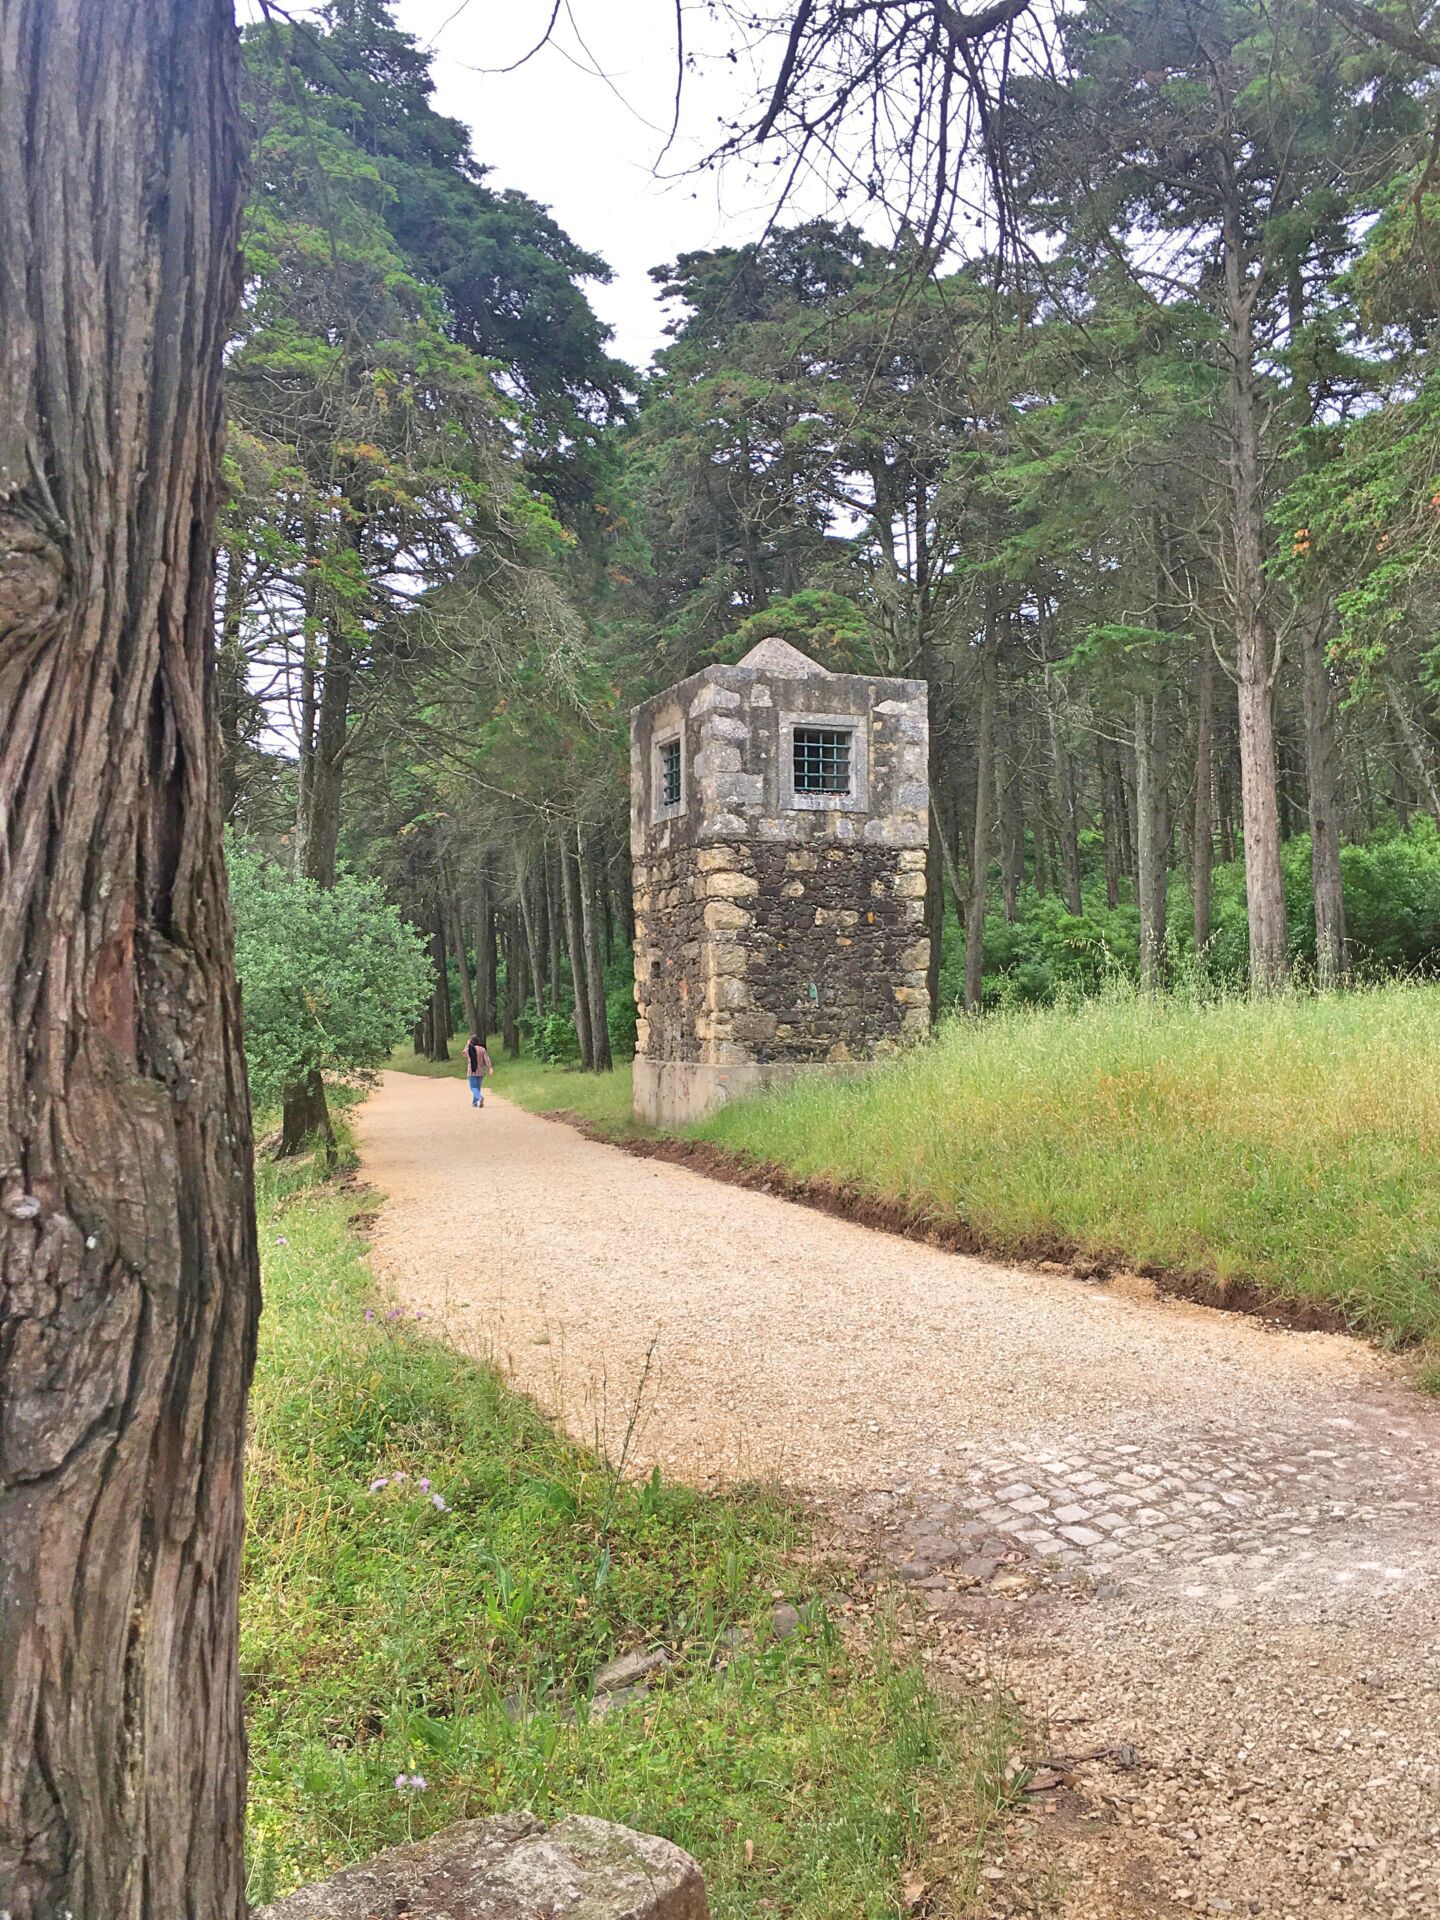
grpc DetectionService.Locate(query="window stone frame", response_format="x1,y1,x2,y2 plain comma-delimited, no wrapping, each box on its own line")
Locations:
780,710,869,813
653,731,685,822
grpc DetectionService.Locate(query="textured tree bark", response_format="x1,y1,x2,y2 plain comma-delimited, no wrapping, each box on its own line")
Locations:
1299,610,1348,986
0,3,258,1916
278,1069,335,1162
501,917,522,1058
427,915,451,1061
1045,671,1084,916
996,683,1025,923
559,840,595,1068
1221,203,1289,990
1192,644,1215,953
516,866,546,1019
1134,690,1170,993
1386,684,1440,830
577,829,613,1072
448,900,480,1038
480,859,499,1035
294,626,351,892
964,642,997,1013
283,600,353,1147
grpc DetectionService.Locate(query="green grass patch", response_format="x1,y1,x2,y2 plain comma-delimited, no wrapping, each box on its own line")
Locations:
694,984,1440,1349
390,1046,638,1136
244,1144,1014,1913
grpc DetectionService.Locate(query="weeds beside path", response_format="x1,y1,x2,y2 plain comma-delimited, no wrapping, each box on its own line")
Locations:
243,1135,1015,1915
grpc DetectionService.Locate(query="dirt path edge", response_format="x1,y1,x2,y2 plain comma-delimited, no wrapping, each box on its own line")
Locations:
536,1108,1359,1342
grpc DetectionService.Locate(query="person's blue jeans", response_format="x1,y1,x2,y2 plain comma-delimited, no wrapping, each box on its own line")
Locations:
468,1074,485,1107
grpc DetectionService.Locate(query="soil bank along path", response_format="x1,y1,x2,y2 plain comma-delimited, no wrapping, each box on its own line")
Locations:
357,1072,1440,1919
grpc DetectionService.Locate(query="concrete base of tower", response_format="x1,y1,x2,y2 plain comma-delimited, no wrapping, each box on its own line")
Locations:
632,1055,859,1129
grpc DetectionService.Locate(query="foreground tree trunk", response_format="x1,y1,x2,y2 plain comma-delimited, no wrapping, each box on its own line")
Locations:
0,5,258,1916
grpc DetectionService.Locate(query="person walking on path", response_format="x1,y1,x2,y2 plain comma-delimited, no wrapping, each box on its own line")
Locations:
464,1035,493,1108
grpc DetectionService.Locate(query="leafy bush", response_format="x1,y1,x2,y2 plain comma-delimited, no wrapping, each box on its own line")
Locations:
928,821,1440,1010
231,845,432,1106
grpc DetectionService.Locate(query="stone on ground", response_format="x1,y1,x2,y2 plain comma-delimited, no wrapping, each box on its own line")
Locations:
255,1812,706,1920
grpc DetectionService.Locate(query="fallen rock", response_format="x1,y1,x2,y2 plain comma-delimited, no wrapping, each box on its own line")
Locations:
768,1602,801,1638
594,1646,672,1693
255,1811,707,1919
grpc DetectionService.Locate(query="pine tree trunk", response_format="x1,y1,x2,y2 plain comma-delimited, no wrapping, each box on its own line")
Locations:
502,917,522,1058
1046,674,1084,916
216,542,248,824
577,828,613,1072
560,839,595,1067
1099,734,1123,908
1386,684,1440,829
517,864,546,1018
964,643,997,1013
1134,691,1170,992
0,5,258,1914
479,862,498,1035
1222,205,1289,990
449,900,479,1037
295,625,351,891
1193,644,1215,953
1300,610,1347,986
427,917,450,1062
997,690,1024,923
546,843,564,1004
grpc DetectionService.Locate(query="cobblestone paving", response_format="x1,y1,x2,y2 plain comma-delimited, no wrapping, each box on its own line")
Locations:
858,1393,1440,1606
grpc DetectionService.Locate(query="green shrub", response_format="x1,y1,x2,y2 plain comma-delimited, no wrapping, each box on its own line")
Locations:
230,845,432,1107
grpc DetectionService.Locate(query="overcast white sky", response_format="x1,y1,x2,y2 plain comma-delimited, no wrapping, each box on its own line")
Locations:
395,1,822,372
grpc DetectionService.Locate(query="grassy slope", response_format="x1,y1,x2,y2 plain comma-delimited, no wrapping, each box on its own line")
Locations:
694,985,1440,1349
244,1145,1014,1914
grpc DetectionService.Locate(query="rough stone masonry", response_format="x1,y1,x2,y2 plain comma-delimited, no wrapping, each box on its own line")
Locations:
630,637,929,1126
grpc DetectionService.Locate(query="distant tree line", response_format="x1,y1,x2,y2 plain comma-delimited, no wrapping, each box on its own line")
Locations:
221,0,1440,1117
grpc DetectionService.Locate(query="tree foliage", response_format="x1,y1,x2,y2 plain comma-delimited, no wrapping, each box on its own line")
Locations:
231,847,432,1108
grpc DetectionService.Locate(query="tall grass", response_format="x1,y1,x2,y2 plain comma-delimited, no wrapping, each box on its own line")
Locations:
696,984,1440,1347
243,1146,1015,1914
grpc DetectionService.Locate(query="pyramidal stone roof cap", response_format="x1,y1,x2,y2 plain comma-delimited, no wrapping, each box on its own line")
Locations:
732,636,829,677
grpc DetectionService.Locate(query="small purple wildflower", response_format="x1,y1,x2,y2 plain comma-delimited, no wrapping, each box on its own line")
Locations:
431,1494,448,1512
364,1308,375,1322
418,1477,431,1493
386,1308,402,1321
274,1236,289,1247
369,1477,390,1493
394,1773,427,1791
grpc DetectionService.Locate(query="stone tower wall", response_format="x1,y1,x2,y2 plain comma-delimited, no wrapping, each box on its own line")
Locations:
631,653,928,1125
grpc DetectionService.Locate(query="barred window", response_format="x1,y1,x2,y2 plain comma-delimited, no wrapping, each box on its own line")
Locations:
792,726,852,795
659,737,682,810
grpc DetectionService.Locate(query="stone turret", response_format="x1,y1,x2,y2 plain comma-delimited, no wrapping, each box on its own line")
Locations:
629,639,929,1127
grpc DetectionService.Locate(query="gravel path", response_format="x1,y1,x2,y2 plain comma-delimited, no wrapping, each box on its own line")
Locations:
357,1073,1440,1919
